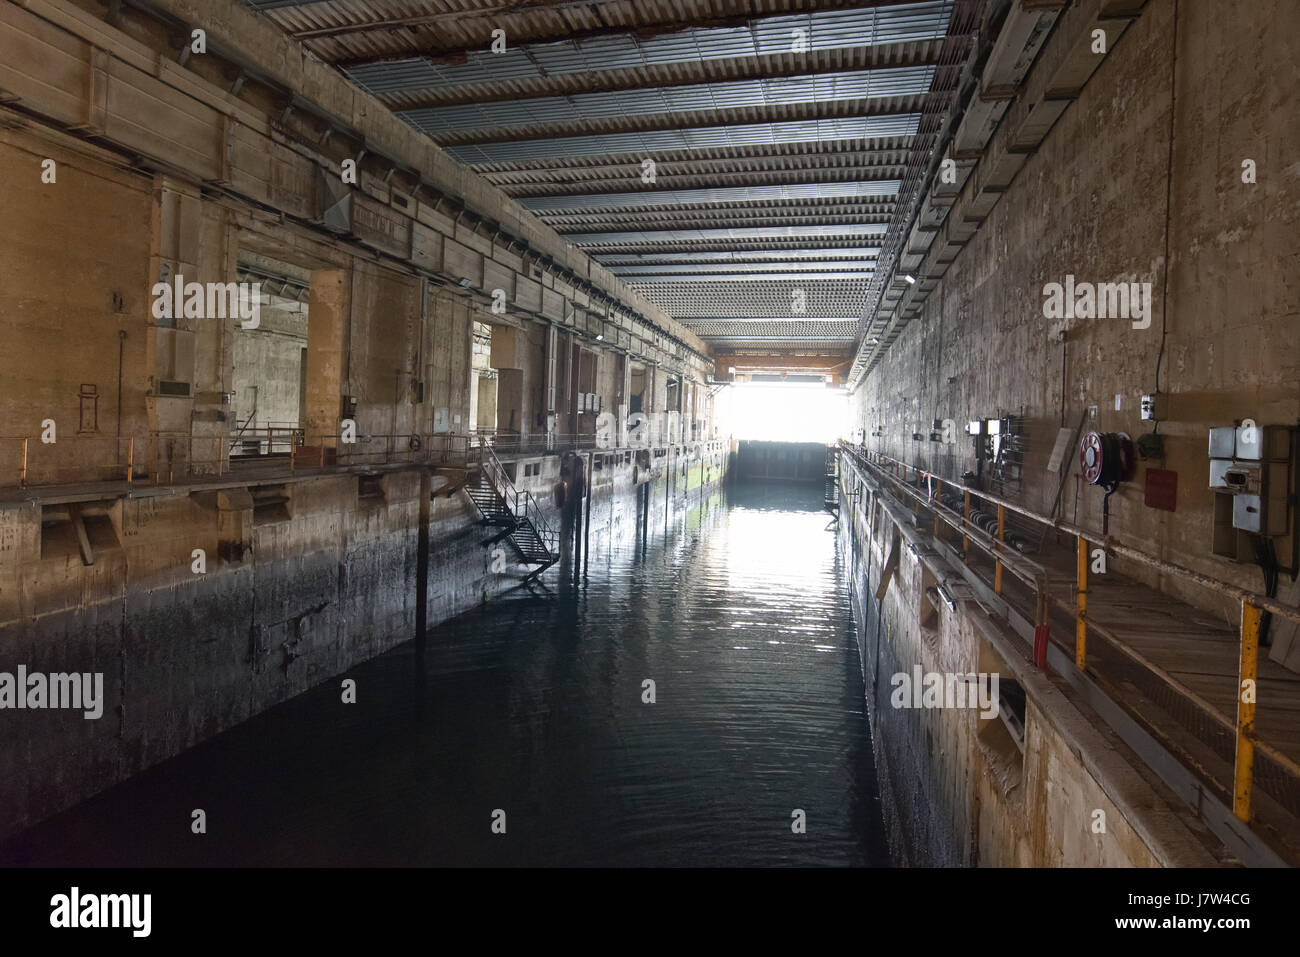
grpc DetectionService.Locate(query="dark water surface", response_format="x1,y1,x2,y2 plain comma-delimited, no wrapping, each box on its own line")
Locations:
4,482,888,867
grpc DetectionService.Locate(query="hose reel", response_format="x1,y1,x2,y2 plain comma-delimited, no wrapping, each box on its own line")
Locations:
1080,431,1136,533
1080,431,1135,488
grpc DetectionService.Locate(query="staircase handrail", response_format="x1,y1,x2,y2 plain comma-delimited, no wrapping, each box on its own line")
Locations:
476,438,558,552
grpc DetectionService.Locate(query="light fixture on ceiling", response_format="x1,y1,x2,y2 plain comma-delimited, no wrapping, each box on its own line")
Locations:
904,274,917,285
596,333,603,340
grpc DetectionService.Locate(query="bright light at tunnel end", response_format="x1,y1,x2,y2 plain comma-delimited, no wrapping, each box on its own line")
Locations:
718,381,849,444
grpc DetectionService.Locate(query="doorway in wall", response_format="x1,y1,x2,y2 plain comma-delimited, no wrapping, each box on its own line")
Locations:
230,255,310,458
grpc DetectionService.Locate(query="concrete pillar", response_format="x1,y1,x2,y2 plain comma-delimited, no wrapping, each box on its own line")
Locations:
146,175,202,477
303,269,349,449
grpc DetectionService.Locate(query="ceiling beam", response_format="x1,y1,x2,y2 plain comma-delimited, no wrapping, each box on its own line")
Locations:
474,139,915,174
494,165,910,197
517,181,900,211
318,1,925,66
422,94,928,147
369,40,947,108
713,350,855,382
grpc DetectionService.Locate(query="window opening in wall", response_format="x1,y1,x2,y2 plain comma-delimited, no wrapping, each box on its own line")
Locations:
231,255,310,460
471,320,497,433
629,362,647,414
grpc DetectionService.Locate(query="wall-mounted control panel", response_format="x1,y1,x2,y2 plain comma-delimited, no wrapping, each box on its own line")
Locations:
1208,424,1292,559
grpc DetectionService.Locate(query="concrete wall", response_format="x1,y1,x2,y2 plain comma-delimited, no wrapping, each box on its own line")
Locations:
735,441,827,483
231,304,307,430
0,442,728,839
849,0,1300,629
0,132,152,485
0,40,727,839
837,455,1222,867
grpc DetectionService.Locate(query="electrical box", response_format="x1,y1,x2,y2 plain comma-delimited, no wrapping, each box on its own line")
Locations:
1208,424,1292,558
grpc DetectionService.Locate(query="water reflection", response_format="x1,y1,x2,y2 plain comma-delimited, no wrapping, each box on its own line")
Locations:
3,481,887,867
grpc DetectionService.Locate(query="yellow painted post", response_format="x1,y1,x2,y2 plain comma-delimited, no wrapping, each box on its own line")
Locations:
1234,602,1260,823
126,437,134,486
19,438,28,489
962,490,970,562
995,505,1005,595
1076,536,1088,670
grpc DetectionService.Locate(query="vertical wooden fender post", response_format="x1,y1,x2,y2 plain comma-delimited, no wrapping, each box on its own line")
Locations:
415,470,432,655
1033,580,1050,669
1075,537,1088,670
962,490,971,563
995,504,1005,595
1234,602,1260,823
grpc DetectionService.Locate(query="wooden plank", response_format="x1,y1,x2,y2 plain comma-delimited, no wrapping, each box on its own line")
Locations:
67,503,94,567
875,533,900,600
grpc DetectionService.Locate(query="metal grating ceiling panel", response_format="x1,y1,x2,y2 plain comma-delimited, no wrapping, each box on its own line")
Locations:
567,224,887,245
239,0,981,354
443,115,922,163
611,261,875,274
474,137,916,175
341,3,953,94
627,271,873,281
595,248,881,264
399,67,935,134
686,319,859,339
634,279,872,317
519,181,900,211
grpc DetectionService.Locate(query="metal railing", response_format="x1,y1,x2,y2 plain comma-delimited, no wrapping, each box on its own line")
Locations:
2,425,728,493
476,439,557,555
471,427,719,458
228,423,303,457
3,429,472,491
839,442,1300,831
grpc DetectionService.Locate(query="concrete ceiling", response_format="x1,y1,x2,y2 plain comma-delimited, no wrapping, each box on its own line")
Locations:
240,0,986,354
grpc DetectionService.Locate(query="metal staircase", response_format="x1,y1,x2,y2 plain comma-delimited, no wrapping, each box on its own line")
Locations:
467,441,559,581
824,444,839,516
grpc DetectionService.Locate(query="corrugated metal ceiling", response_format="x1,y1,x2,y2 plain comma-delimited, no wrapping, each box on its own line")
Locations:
444,115,922,163
238,0,979,355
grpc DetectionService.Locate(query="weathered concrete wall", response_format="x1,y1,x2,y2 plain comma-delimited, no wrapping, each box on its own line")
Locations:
231,307,307,430
0,132,152,484
0,445,728,839
735,441,827,483
850,0,1300,627
837,456,1222,867
0,104,727,841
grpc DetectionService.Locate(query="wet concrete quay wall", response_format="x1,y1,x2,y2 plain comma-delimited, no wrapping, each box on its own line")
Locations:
835,454,1223,867
0,448,727,840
